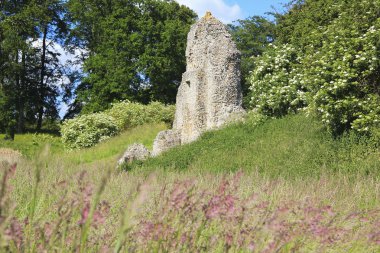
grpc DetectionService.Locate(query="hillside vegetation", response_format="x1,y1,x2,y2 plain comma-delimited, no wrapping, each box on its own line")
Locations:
250,0,380,137
0,0,379,251
0,114,379,252
0,123,167,163
61,101,174,149
133,113,380,178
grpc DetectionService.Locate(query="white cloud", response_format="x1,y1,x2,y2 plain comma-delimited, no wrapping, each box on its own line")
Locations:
176,0,243,23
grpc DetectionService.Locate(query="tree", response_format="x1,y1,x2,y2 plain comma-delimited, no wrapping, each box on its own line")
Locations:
0,0,38,136
0,0,69,135
137,0,197,104
66,0,197,114
228,16,275,108
249,0,380,137
31,0,68,130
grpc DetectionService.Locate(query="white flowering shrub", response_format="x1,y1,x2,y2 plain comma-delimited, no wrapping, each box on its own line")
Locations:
144,102,176,126
250,0,380,136
61,101,175,149
249,44,306,116
61,113,119,149
106,101,147,129
299,1,380,135
106,101,175,129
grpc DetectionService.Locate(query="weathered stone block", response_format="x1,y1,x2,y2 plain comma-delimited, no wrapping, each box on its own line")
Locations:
173,12,245,144
139,12,245,157
117,143,150,167
152,130,181,157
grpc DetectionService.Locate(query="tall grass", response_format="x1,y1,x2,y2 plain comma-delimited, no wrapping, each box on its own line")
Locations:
0,160,379,252
0,114,379,251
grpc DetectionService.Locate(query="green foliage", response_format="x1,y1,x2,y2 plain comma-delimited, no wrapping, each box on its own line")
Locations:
61,113,119,149
250,0,380,136
300,1,380,135
61,101,174,149
249,44,306,116
62,123,166,164
0,122,165,163
1,0,193,133
106,101,175,130
0,133,63,158
68,0,197,113
228,16,275,107
1,114,379,251
0,0,69,133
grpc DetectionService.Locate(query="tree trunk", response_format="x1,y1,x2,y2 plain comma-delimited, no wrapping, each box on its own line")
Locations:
4,51,19,140
37,25,47,131
17,49,26,133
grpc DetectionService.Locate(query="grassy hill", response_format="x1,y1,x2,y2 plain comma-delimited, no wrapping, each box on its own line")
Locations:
2,113,378,179
0,114,379,252
133,113,380,178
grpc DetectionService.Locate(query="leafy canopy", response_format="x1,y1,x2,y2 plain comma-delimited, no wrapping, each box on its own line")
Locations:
250,0,380,137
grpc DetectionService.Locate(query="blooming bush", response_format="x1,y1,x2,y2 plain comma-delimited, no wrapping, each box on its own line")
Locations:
249,44,306,117
61,101,175,149
250,0,380,136
61,113,119,149
301,3,380,135
106,101,175,129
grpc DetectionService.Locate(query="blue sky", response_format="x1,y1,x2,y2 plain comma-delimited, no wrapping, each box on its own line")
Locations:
175,0,286,23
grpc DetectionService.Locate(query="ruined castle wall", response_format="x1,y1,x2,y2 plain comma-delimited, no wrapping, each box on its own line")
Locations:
152,12,245,155
172,13,245,144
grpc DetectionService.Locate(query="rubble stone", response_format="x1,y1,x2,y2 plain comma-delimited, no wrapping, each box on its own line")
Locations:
117,143,150,167
151,130,181,156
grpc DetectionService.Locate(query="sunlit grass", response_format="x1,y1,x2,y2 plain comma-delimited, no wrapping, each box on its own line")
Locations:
60,123,167,165
0,115,379,251
4,159,380,252
132,114,380,180
0,123,167,165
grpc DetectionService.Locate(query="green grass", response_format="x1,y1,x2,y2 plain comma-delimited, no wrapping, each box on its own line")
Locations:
133,113,380,178
0,115,379,251
60,123,167,165
0,123,167,164
2,114,378,178
0,133,63,158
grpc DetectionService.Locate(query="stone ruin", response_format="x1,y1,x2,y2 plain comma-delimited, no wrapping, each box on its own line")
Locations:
117,143,150,167
119,12,245,165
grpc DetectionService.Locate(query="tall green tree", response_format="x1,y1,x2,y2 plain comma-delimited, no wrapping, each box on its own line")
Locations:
0,0,69,136
228,16,275,107
0,0,38,136
32,0,68,130
137,0,197,104
67,0,197,114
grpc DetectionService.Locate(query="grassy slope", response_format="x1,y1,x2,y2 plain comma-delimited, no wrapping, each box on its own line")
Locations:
2,123,167,218
1,114,378,178
0,133,63,158
0,123,167,164
0,115,379,251
134,113,380,178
